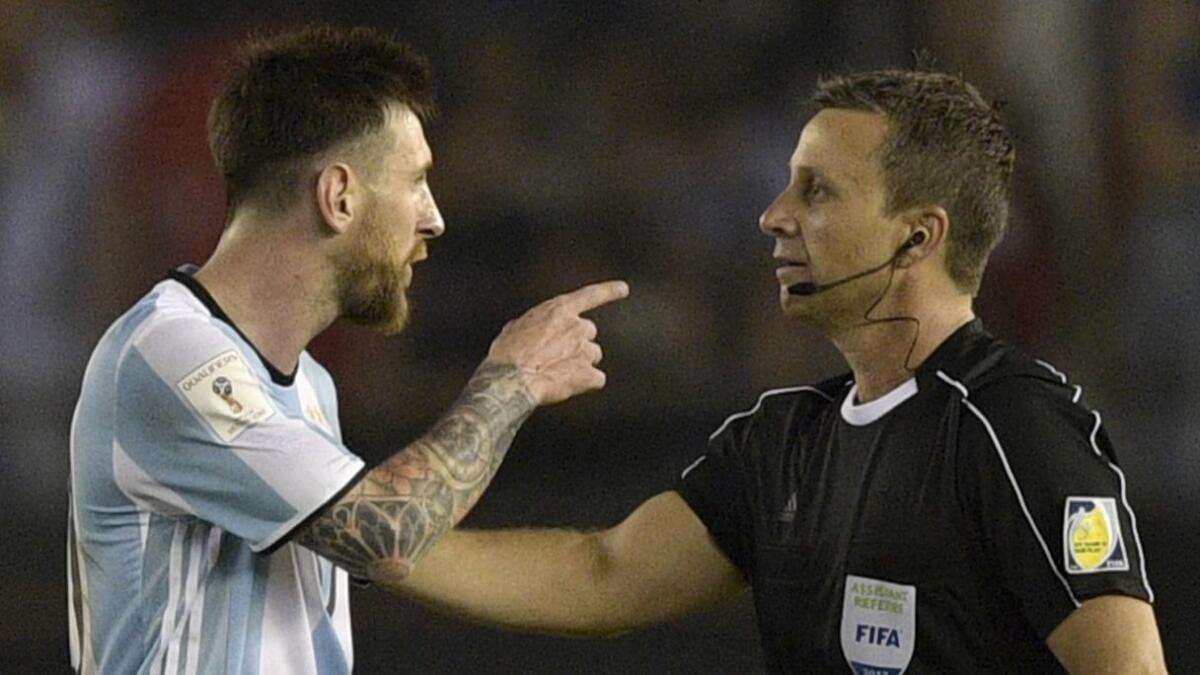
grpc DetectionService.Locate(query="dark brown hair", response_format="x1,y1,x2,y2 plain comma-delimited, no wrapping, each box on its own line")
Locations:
811,68,1015,294
207,25,435,213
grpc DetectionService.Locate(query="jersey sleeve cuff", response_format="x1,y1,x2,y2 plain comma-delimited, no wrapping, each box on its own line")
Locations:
255,458,369,555
672,486,749,578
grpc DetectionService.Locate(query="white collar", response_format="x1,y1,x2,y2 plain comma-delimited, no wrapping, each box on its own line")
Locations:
840,377,919,426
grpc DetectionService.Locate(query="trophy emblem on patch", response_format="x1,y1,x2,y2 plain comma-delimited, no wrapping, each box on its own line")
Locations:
1063,496,1128,574
212,376,244,413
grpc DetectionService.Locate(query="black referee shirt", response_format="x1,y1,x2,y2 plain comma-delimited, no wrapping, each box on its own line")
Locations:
678,320,1153,674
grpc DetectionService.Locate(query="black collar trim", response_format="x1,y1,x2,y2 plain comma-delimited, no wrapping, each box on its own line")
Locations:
916,318,986,377
166,265,297,386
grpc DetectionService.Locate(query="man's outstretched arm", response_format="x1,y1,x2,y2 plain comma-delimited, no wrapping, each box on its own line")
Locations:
295,280,629,580
385,490,748,636
296,362,534,579
1047,595,1167,674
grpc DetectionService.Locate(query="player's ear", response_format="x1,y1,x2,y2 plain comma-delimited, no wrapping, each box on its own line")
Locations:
314,162,361,235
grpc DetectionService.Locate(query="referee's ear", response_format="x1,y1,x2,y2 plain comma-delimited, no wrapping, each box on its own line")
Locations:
314,161,360,235
897,205,948,267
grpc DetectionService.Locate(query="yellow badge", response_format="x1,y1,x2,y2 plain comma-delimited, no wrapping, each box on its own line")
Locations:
177,350,276,443
1064,497,1128,574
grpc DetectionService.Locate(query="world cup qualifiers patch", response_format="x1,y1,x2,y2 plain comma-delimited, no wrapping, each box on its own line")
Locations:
840,574,915,675
1063,497,1128,574
177,350,275,442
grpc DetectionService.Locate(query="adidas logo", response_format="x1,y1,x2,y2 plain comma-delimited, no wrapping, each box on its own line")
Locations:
777,492,797,522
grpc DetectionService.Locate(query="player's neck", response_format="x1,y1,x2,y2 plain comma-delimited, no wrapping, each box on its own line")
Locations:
832,296,974,403
193,218,337,377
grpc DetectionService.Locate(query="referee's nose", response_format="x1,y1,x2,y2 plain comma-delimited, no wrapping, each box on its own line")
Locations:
759,189,800,238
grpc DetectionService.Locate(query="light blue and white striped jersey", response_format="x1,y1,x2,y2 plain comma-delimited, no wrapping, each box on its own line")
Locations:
68,268,367,674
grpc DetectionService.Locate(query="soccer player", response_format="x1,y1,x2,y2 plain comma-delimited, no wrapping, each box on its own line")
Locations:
392,69,1168,673
66,26,627,674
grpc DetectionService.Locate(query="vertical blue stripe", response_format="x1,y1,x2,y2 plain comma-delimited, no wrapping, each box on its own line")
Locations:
236,552,272,674
139,514,175,671
215,538,255,674
194,529,228,675
311,617,350,675
73,281,356,673
73,294,162,503
164,521,195,674
116,348,300,545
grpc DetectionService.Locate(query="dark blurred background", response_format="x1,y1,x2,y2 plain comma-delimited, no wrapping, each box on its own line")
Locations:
2,1,1197,672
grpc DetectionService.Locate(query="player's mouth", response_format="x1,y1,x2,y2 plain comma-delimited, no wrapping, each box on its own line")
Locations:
400,249,425,285
403,247,428,284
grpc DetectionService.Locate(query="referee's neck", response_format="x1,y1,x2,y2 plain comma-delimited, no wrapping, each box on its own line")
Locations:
834,302,975,403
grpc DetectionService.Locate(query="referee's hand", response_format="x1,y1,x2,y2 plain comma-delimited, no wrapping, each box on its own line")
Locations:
485,280,629,406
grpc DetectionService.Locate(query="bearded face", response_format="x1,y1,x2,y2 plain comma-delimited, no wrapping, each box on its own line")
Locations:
334,195,412,336
331,105,442,335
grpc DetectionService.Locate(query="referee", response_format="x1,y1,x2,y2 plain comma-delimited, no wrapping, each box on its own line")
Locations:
395,68,1167,673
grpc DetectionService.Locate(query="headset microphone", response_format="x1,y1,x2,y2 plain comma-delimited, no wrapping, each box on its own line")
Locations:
787,231,926,297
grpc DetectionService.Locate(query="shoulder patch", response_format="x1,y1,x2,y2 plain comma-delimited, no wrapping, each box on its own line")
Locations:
1063,497,1129,574
177,350,275,442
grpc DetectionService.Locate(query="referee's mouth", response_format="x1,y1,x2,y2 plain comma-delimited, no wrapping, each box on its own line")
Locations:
775,258,808,284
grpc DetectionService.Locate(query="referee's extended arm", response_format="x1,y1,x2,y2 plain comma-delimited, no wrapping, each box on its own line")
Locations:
1047,595,1167,674
384,491,748,636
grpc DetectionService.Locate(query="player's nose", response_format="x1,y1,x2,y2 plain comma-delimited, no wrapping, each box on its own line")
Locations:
420,191,445,239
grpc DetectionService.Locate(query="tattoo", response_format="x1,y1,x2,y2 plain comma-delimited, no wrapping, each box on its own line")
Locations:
297,363,535,578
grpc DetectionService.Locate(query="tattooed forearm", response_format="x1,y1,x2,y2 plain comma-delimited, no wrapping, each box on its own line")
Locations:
297,363,536,579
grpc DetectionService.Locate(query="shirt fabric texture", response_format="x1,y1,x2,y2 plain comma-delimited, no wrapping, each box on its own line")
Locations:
68,267,367,674
678,320,1153,674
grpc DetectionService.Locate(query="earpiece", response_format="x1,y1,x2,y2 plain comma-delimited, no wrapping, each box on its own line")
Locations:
901,230,927,252
789,229,930,296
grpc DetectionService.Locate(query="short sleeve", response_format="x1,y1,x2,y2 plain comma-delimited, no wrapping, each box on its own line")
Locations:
956,377,1154,639
113,316,366,552
676,418,754,577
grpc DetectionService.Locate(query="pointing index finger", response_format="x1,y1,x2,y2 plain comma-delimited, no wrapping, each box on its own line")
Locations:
561,280,630,315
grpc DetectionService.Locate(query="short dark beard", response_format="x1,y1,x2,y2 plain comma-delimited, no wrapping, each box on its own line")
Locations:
335,201,410,335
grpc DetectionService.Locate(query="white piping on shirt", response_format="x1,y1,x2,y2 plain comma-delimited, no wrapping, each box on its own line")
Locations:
706,386,835,443
687,386,837,480
936,370,1082,609
1030,359,1153,601
1087,411,1155,602
680,455,708,480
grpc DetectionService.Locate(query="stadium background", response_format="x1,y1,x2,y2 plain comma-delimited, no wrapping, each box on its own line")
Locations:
2,1,1197,672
